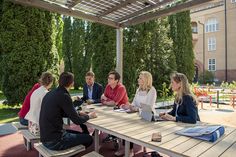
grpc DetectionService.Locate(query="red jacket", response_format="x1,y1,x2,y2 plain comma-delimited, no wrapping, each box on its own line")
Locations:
103,83,129,106
18,83,40,118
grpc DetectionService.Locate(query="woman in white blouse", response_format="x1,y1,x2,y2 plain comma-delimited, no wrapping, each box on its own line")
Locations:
131,71,157,114
25,72,54,136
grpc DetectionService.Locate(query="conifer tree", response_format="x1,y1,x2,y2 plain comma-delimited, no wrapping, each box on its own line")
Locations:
71,19,85,88
62,16,72,72
90,23,116,87
0,1,59,104
169,10,195,82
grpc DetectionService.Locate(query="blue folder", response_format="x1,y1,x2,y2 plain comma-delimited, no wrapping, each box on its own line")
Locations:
176,125,225,142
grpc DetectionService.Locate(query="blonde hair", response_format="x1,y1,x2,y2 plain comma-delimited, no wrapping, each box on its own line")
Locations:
170,72,198,105
139,71,153,91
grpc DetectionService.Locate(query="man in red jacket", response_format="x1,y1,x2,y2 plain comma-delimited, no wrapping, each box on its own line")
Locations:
101,71,129,107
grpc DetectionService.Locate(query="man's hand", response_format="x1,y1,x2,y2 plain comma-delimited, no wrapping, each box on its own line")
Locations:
79,111,87,116
101,94,108,101
72,96,81,101
88,112,97,119
103,101,116,106
86,99,94,104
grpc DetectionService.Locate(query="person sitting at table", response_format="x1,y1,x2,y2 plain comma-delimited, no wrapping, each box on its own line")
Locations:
18,72,46,126
119,71,157,156
74,71,103,106
160,72,200,124
39,72,97,151
25,72,54,136
122,71,157,115
101,70,129,107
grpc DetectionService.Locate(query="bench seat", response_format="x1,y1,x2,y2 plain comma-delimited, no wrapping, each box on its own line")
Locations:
21,130,40,151
34,143,85,157
12,122,28,130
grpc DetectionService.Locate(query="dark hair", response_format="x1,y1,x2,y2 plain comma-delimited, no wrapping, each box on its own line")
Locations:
86,71,95,77
59,72,74,87
108,71,120,81
39,72,54,86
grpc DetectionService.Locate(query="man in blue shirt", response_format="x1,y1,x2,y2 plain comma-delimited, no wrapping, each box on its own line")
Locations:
80,71,103,104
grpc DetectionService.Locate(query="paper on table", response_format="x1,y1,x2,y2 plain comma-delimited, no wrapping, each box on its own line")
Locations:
114,108,131,113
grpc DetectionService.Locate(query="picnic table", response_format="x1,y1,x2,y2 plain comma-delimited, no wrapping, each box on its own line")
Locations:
86,104,236,157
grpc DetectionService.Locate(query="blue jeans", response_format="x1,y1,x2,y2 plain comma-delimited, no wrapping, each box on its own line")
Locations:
42,130,93,151
19,118,28,126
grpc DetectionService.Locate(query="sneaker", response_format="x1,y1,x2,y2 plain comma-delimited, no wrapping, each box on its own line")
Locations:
102,135,114,143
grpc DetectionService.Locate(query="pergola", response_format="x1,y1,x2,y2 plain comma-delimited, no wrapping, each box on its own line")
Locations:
10,0,213,81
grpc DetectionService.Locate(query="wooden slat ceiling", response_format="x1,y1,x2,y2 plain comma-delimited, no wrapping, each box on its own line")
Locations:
10,0,214,28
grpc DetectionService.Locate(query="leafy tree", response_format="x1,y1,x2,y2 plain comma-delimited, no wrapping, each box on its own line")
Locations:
0,1,58,104
62,16,72,72
143,19,176,93
124,19,176,98
169,10,195,82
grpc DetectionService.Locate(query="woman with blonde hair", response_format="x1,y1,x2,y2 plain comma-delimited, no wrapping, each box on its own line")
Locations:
160,72,200,124
117,71,157,156
122,71,157,114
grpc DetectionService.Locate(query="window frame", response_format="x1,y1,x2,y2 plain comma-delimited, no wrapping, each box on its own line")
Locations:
208,58,216,71
208,37,216,51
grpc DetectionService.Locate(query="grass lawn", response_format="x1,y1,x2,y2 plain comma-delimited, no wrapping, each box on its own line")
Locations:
0,104,20,124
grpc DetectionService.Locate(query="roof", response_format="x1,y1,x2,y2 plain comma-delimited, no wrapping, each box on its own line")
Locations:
10,0,214,28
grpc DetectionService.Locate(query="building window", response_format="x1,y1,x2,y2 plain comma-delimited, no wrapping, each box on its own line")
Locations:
208,59,216,71
191,22,198,33
205,18,219,33
208,37,216,51
232,0,236,3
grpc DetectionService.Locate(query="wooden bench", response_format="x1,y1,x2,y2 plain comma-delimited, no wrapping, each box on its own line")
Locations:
82,151,104,157
21,130,40,151
12,122,28,130
34,143,85,157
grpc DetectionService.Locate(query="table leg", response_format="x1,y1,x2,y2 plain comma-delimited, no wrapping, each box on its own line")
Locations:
124,140,130,157
94,129,99,152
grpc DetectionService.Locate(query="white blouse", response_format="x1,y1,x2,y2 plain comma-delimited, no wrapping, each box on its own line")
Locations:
131,86,157,115
25,86,48,125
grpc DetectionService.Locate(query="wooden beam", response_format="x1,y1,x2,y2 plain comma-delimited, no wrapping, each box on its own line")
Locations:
67,0,83,8
117,0,174,22
121,0,214,27
10,0,120,28
98,0,139,17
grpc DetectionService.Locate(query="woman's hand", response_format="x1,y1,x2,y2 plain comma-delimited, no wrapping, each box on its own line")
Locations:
120,104,130,110
160,113,176,121
159,112,165,117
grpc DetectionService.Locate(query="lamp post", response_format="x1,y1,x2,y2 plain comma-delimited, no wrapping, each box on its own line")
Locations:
198,21,205,84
